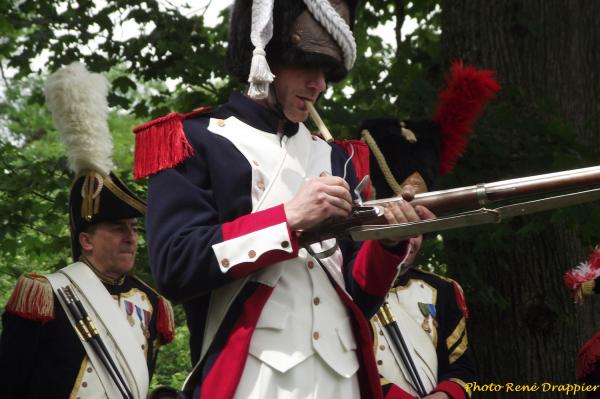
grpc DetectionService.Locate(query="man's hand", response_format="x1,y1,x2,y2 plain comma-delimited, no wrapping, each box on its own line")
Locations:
285,176,353,231
380,185,436,247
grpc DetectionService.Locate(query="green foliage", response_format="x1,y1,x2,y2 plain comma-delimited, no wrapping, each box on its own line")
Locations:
4,0,234,116
150,306,191,390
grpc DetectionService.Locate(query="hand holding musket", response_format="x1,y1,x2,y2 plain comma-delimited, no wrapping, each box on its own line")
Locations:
300,165,600,245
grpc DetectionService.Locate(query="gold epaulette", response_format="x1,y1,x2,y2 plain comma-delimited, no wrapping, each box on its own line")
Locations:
5,273,55,322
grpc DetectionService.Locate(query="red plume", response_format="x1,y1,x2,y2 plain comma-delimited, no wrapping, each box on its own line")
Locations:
564,246,600,291
434,61,501,175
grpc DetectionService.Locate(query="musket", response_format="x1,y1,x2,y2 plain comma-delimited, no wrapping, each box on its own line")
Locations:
300,165,600,245
58,286,133,399
377,303,427,397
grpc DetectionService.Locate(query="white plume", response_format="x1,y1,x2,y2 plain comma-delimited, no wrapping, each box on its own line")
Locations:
44,62,114,175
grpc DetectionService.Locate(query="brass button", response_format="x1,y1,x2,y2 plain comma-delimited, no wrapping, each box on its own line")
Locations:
377,360,383,365
256,180,265,190
313,331,320,340
221,258,230,268
87,367,92,373
281,240,289,248
379,345,385,351
291,33,301,45
217,119,225,127
248,250,256,259
313,297,320,306
82,382,88,388
307,261,314,269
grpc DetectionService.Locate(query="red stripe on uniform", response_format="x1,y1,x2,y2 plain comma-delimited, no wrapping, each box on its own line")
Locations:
200,284,274,399
432,380,467,399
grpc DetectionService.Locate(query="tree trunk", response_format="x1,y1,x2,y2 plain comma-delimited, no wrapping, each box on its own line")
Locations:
440,0,600,395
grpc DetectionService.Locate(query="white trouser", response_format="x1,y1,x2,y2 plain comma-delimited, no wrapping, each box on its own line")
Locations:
234,353,361,399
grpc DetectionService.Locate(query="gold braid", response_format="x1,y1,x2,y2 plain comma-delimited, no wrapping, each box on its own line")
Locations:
361,129,403,196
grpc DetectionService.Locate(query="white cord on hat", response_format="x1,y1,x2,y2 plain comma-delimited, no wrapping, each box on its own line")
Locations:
247,0,276,99
302,0,356,70
247,0,357,99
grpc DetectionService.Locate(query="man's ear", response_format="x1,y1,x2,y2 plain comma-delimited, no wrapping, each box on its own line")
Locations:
79,232,94,252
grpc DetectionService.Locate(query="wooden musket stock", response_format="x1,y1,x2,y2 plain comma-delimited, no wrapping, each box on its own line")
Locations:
300,165,600,245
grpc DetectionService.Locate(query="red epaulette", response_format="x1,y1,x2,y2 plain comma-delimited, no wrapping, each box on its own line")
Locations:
577,332,600,380
434,61,501,175
133,107,211,180
333,139,372,200
451,280,469,320
5,273,55,322
156,296,175,345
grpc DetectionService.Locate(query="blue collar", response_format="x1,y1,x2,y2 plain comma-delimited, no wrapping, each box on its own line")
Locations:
215,92,300,137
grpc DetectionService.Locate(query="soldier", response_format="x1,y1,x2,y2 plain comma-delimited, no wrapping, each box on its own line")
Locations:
0,63,174,399
132,0,434,398
564,247,600,398
363,63,499,398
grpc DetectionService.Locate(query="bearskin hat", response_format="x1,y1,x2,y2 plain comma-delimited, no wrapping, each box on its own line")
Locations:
360,118,442,199
226,0,358,97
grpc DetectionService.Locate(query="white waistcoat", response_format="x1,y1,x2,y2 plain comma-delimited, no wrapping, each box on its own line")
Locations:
209,117,359,378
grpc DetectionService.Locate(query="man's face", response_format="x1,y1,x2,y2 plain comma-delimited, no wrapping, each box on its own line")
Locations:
271,66,327,123
79,218,139,278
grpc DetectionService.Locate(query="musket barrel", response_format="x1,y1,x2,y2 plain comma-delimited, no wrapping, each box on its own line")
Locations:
365,165,600,216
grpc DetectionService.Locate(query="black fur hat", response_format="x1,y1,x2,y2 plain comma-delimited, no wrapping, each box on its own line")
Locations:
226,0,358,87
359,118,442,199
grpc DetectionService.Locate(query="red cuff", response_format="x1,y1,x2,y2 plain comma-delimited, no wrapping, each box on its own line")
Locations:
222,204,288,239
221,205,299,278
384,384,417,399
433,380,467,399
352,240,407,296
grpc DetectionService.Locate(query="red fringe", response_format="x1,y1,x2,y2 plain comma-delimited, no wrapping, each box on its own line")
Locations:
156,296,175,344
434,61,501,175
334,139,372,200
133,107,211,180
5,273,55,322
451,280,469,320
577,332,600,380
